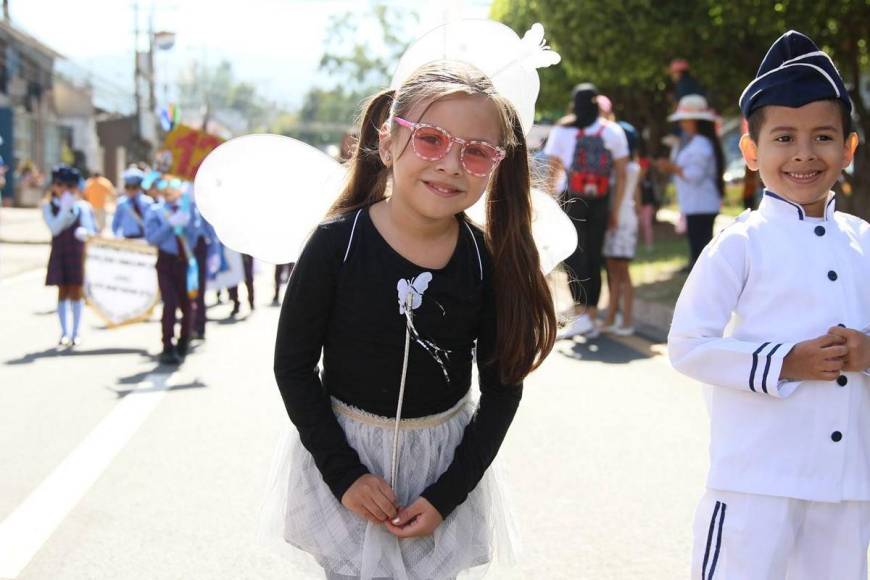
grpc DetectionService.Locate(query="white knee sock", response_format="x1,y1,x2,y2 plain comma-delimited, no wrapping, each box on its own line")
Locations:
58,300,70,337
71,300,84,338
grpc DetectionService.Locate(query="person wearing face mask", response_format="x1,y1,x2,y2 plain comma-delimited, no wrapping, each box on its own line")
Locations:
42,165,97,347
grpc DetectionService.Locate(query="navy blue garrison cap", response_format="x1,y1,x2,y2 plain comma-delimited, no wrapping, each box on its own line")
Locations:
739,30,851,118
51,165,81,185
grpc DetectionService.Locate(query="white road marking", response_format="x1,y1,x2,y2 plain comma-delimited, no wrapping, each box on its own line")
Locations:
0,373,176,578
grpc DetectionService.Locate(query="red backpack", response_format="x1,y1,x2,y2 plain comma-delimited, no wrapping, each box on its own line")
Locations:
566,126,613,199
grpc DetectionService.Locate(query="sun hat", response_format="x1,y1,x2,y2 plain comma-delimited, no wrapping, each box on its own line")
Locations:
668,94,717,122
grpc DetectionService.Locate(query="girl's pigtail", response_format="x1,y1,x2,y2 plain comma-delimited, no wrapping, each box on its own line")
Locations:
486,112,557,385
328,88,396,217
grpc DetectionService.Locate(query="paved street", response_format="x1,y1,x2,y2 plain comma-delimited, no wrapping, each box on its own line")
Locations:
0,240,709,580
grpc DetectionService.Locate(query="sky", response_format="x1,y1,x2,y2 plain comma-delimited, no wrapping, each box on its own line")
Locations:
10,0,493,113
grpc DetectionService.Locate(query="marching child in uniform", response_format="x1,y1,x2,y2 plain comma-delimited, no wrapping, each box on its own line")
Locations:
42,165,97,347
668,31,870,579
144,179,199,365
111,167,153,239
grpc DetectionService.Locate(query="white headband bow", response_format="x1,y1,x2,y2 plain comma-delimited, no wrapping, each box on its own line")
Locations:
390,20,561,135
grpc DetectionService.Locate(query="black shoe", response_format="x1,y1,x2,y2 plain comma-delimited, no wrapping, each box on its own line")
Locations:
192,330,205,341
248,301,255,312
176,338,190,358
159,348,181,365
230,303,240,317
270,297,280,307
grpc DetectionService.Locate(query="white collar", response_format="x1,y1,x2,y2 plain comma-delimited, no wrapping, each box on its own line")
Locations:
759,189,836,222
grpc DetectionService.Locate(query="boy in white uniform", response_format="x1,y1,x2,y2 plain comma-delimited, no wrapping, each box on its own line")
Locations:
668,30,870,579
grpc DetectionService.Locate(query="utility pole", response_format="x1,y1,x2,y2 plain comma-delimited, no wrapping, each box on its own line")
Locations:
148,7,156,116
3,0,10,22
133,0,141,141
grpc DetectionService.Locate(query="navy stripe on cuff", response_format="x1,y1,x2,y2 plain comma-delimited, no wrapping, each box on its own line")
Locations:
761,343,782,394
749,342,771,392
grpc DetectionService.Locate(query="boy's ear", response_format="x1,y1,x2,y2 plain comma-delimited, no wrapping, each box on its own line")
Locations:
378,121,393,167
842,132,859,169
739,134,759,171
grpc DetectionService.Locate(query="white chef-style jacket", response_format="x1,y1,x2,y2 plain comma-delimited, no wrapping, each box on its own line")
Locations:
669,189,870,503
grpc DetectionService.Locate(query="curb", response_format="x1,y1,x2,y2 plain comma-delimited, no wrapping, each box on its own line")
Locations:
631,297,673,343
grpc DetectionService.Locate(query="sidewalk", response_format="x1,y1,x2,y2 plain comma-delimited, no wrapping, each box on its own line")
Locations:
0,207,51,245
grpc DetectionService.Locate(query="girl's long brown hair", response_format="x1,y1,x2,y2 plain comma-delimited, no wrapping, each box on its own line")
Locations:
329,62,556,385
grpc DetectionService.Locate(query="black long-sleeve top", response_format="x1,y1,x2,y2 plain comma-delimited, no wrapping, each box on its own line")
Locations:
273,206,522,518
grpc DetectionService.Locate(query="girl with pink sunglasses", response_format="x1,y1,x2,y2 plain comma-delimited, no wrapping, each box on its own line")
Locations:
265,60,556,579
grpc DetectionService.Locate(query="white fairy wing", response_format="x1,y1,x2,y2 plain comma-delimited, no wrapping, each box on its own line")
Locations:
465,188,576,275
194,134,346,265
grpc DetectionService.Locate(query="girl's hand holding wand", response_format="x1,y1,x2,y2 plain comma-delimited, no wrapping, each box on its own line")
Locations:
385,497,443,538
341,474,399,524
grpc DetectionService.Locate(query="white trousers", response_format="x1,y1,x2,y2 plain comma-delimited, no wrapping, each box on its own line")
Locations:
692,489,870,580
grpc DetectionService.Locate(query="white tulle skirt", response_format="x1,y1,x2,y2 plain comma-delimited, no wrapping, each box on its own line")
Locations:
259,394,519,580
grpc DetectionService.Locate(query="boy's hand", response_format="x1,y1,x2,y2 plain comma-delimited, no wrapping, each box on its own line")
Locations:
780,334,848,381
827,326,870,373
341,474,398,524
608,210,619,230
384,497,443,538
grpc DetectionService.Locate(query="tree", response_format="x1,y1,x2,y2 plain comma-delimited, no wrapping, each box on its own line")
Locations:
177,60,273,133
491,0,870,218
286,3,417,148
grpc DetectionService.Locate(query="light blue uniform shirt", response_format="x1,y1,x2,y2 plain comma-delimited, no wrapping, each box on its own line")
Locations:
42,199,97,237
145,201,193,256
112,193,154,238
144,200,219,261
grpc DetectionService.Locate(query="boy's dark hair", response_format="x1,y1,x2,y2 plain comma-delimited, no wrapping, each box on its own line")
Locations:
747,99,853,142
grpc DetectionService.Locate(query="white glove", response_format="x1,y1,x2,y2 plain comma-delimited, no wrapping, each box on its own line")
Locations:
59,191,75,211
168,211,191,228
74,226,89,242
207,253,221,275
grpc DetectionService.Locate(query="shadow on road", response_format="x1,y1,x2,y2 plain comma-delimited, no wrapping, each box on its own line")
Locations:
5,347,152,365
215,314,251,325
556,334,648,364
32,309,57,316
110,378,207,398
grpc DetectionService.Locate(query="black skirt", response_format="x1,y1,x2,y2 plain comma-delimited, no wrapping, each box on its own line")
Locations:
45,214,84,287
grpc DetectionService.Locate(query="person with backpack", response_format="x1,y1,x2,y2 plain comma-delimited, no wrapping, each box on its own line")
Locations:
545,83,629,339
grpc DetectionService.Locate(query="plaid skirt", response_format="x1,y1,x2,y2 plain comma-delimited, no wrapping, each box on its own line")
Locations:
45,217,85,287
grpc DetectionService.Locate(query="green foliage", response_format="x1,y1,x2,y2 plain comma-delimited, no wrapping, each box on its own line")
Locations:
288,3,418,147
177,60,272,133
491,0,870,215
318,4,416,92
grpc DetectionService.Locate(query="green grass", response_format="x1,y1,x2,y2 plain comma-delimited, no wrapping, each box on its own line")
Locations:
629,223,690,306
